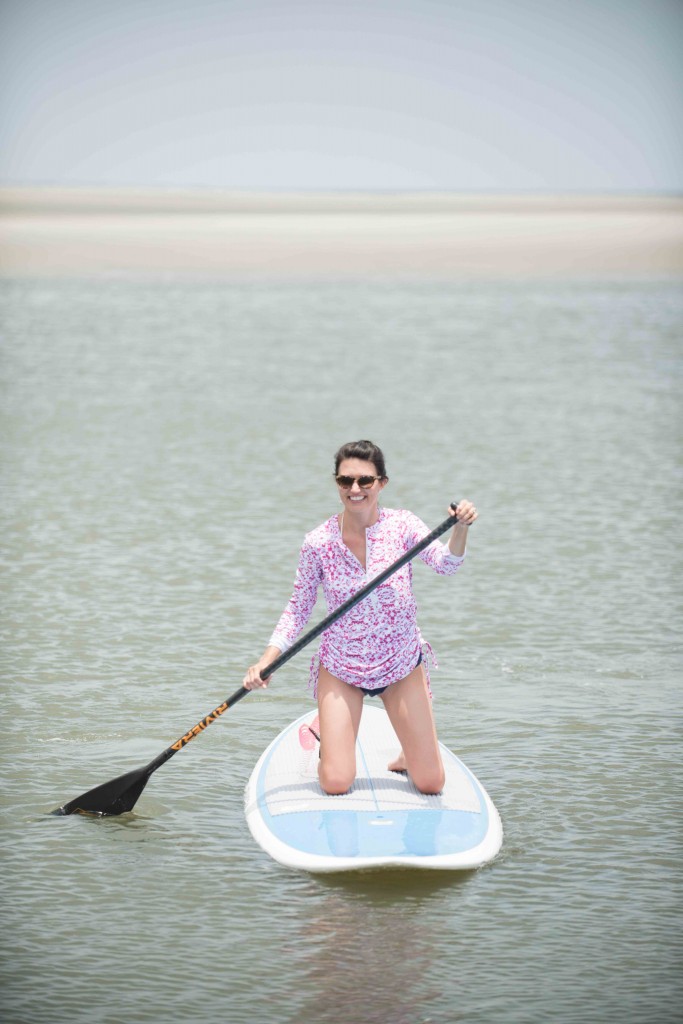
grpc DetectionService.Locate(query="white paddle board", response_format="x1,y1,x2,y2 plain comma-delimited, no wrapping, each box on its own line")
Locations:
244,704,503,873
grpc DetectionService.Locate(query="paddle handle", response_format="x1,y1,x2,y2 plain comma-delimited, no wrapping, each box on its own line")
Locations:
152,507,462,768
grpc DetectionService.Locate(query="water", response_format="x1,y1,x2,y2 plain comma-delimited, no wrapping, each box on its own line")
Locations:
1,276,681,1023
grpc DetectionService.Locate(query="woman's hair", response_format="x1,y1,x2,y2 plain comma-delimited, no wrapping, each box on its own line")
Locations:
334,439,387,479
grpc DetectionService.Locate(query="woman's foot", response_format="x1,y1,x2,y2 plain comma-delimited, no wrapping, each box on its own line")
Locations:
387,750,407,774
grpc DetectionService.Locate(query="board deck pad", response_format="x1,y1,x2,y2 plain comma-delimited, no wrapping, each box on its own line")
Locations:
266,713,481,815
245,705,503,873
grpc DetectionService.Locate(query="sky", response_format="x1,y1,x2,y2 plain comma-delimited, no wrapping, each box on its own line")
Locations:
0,0,681,191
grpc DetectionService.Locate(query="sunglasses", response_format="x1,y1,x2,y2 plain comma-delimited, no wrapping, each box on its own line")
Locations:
335,474,382,489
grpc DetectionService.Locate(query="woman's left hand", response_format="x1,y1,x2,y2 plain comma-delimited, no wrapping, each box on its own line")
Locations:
449,499,478,527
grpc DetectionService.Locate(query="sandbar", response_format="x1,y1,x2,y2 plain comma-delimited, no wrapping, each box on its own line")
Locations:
1,188,681,278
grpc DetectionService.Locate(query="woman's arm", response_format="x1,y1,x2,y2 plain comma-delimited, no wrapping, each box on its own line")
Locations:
407,501,477,574
242,539,322,689
447,499,477,557
243,644,283,690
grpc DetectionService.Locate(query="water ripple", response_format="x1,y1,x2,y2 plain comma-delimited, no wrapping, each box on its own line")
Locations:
2,278,681,1024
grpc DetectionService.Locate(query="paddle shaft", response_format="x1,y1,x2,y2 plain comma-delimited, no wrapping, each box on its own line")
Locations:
148,510,461,772
54,508,468,814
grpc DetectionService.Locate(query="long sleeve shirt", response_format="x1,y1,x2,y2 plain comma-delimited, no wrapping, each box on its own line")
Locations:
269,507,464,694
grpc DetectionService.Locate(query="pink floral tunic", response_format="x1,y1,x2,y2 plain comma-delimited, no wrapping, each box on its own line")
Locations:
269,507,465,696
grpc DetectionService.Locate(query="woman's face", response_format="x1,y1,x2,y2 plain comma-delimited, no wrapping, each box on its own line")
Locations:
335,458,387,513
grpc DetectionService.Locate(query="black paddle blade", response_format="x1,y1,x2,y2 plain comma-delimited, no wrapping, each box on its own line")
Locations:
52,765,153,817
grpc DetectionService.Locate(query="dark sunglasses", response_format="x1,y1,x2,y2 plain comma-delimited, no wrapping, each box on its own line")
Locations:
334,474,382,489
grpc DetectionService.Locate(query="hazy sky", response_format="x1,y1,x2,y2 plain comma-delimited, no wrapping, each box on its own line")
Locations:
1,0,681,191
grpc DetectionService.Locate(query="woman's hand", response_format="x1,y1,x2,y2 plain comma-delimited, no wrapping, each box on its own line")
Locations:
242,646,282,690
448,500,477,556
243,664,269,690
449,499,478,527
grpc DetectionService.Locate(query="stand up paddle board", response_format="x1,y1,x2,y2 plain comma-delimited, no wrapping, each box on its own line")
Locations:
244,704,503,873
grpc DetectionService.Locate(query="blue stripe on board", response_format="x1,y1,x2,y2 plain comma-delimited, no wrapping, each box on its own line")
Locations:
356,730,381,814
267,807,488,859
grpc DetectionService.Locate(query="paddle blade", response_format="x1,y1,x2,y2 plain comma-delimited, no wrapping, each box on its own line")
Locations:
53,765,153,817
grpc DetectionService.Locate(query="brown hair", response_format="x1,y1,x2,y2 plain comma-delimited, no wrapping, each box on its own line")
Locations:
333,440,387,479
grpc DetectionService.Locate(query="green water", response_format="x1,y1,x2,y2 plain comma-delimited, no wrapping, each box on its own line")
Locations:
1,278,681,1023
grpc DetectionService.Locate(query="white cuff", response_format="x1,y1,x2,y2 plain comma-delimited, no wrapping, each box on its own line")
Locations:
268,632,292,653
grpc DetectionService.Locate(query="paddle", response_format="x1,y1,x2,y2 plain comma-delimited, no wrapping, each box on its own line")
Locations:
53,506,463,816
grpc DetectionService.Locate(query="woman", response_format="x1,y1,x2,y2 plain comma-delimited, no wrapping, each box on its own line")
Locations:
243,439,477,796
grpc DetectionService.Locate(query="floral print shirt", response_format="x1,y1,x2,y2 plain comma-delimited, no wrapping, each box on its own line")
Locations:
269,507,465,695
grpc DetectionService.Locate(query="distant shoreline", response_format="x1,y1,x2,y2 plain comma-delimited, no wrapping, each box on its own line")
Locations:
2,186,681,215
1,187,681,278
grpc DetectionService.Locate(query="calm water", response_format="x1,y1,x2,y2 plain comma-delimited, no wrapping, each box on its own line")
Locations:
1,276,681,1024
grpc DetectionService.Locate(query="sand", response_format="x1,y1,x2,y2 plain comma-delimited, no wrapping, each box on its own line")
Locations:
0,188,681,278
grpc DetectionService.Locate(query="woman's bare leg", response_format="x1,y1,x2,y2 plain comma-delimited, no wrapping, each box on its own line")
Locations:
386,669,434,773
317,666,364,795
381,664,445,794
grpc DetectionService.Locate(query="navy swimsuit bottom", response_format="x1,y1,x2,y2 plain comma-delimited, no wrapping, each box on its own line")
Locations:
359,651,423,697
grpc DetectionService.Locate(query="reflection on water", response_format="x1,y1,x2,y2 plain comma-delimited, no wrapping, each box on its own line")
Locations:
1,278,681,1024
296,883,451,1024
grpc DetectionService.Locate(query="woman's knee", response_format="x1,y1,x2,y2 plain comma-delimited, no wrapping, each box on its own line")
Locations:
319,760,355,796
411,764,445,795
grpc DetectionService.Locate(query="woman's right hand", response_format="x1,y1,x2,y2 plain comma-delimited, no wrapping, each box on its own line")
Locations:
243,662,271,690
242,647,281,689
